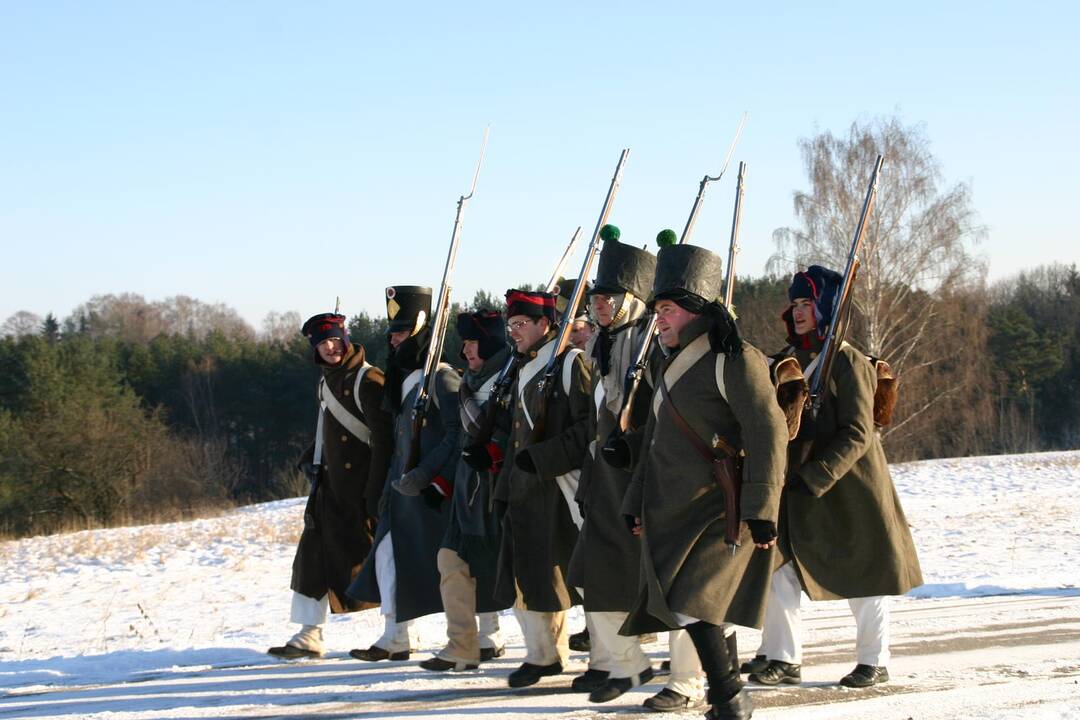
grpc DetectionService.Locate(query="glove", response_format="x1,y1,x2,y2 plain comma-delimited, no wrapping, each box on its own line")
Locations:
601,435,632,470
420,484,445,510
623,514,641,535
746,519,777,545
393,467,432,496
514,448,537,473
461,443,493,472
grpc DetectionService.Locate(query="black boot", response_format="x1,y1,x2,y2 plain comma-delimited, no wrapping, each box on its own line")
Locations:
726,631,739,676
684,622,753,720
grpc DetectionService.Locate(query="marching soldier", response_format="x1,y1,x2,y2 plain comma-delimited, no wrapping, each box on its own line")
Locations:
268,312,393,659
566,226,659,703
745,266,923,689
419,310,513,671
492,288,593,688
619,239,789,720
346,286,462,660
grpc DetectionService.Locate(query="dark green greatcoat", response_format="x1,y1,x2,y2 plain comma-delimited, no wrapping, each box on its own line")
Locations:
291,344,393,613
493,333,593,612
347,364,461,621
781,342,923,600
442,345,514,614
620,319,788,634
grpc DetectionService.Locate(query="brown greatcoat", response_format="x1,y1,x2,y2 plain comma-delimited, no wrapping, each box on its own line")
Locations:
292,343,393,612
781,342,923,600
620,318,788,634
493,332,593,612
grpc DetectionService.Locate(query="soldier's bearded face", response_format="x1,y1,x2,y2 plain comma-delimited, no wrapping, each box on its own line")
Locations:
316,337,346,364
462,339,484,371
654,299,697,348
792,298,816,336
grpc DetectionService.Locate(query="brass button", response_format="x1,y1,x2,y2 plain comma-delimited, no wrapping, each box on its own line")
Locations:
344,389,351,396
344,462,352,470
514,421,520,429
341,435,348,442
514,441,520,448
809,352,818,359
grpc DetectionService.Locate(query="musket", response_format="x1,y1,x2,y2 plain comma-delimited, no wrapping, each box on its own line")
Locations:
616,116,748,433
406,128,490,471
807,154,884,413
545,227,583,293
722,162,747,308
530,148,630,443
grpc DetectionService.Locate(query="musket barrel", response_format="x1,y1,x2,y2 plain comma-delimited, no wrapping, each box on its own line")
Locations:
723,161,747,308
810,154,884,406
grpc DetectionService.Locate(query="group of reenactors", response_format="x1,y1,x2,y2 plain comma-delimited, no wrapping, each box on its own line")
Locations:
267,227,923,720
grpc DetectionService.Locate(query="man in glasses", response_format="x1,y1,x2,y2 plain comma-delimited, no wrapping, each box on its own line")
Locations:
492,288,593,689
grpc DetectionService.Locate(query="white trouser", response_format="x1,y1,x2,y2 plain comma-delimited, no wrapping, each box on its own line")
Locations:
513,607,568,666
374,532,415,651
666,629,705,700
586,610,651,679
290,592,329,626
759,563,891,666
478,612,503,650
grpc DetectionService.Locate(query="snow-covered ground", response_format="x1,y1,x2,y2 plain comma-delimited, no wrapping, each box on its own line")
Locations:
1,451,1079,719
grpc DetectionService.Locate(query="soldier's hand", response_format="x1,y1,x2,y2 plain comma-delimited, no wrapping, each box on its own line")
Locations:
601,435,632,469
461,443,493,471
623,514,642,536
420,484,446,511
746,519,777,549
514,448,537,473
393,467,432,496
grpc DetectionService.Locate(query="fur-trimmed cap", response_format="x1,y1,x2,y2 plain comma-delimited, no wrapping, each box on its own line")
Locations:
505,289,557,324
783,265,844,341
301,312,349,348
456,310,507,360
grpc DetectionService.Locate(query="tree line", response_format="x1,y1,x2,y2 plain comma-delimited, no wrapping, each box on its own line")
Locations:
2,117,1076,539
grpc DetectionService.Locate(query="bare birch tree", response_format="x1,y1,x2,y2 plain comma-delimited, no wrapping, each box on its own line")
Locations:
769,117,987,451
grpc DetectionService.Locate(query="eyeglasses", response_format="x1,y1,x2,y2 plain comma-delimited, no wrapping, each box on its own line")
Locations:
506,319,535,332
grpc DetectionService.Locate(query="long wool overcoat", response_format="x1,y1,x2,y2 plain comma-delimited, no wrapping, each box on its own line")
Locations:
291,344,393,613
347,364,461,621
442,345,514,614
781,343,923,600
568,322,653,611
493,334,592,612
620,319,788,634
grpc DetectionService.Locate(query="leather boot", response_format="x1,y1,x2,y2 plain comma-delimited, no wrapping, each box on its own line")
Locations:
685,622,753,720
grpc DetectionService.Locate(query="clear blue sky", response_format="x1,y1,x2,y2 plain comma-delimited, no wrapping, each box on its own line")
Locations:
2,1,1078,329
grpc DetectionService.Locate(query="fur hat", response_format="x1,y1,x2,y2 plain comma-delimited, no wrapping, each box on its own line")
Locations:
783,265,843,341
456,310,507,360
648,229,724,310
301,313,349,348
588,223,657,300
